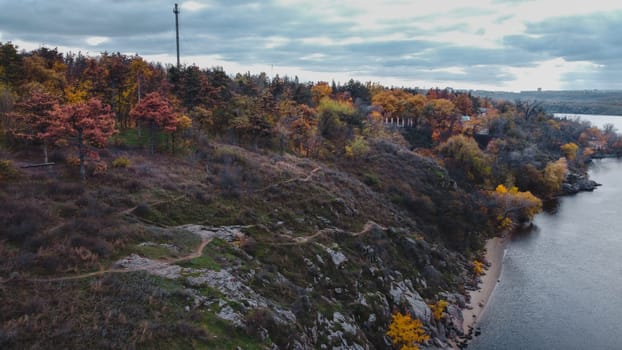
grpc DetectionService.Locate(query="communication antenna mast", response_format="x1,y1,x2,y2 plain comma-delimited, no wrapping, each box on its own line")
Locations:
174,3,180,69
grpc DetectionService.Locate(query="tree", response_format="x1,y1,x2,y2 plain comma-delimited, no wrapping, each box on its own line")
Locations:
438,135,491,186
386,312,430,350
492,184,542,227
560,142,579,161
424,98,457,143
51,98,116,179
8,87,59,162
22,55,67,95
0,42,25,87
316,98,359,155
130,92,177,154
289,104,317,156
311,82,332,105
453,93,474,116
543,158,568,194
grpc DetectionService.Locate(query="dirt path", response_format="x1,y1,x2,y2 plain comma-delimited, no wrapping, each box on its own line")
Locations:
272,221,386,246
0,236,213,284
254,167,322,193
1,219,379,284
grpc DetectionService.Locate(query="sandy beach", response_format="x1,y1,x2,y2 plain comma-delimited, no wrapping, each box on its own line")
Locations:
462,236,509,334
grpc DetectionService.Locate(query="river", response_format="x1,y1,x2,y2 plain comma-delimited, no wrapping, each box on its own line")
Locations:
554,113,622,131
470,114,622,350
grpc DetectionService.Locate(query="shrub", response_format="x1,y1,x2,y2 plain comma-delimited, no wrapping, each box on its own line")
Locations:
345,136,370,159
0,160,18,181
429,300,449,321
0,200,49,243
386,312,430,350
112,156,131,168
473,260,484,275
362,172,380,186
91,162,108,176
66,156,80,167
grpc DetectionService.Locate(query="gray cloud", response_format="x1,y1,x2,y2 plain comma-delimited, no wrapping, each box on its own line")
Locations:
0,0,620,89
504,11,622,63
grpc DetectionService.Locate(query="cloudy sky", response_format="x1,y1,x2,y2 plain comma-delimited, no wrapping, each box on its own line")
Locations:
1,0,622,91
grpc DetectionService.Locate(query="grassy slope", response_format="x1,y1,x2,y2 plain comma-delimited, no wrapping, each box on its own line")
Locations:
0,138,487,348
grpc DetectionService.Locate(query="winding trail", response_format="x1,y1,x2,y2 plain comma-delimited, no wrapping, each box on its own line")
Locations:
0,236,214,284
254,167,322,193
0,167,328,285
271,221,386,246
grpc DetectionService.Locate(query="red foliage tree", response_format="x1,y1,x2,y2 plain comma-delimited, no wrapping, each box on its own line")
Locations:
129,92,177,154
51,98,116,179
8,86,59,162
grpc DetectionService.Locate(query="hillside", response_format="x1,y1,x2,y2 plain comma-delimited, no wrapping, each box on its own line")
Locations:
1,138,489,349
0,43,614,349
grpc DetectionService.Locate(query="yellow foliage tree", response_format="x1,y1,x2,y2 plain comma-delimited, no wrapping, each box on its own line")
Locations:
311,82,332,105
429,300,449,321
560,142,579,161
543,158,567,193
386,312,430,350
473,260,485,275
492,184,542,227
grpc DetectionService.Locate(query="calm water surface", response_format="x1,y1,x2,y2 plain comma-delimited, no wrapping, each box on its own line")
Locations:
554,113,622,131
470,158,622,349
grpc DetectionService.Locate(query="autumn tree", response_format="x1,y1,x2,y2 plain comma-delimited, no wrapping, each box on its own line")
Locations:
22,54,67,95
424,98,457,143
130,92,177,154
560,142,579,161
438,135,491,186
311,82,332,106
226,94,274,149
189,105,214,132
386,312,430,350
8,86,59,162
172,114,192,153
316,98,360,156
453,93,474,116
543,158,568,194
51,98,116,179
492,184,542,228
371,89,427,127
289,104,317,156
116,56,153,128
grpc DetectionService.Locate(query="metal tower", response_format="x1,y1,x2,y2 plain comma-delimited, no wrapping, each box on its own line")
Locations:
174,3,180,69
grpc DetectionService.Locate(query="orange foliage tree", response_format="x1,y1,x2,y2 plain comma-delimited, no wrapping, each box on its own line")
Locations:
51,98,116,179
130,92,177,154
8,86,59,162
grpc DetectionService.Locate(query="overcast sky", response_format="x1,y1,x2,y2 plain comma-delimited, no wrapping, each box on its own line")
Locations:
1,0,622,91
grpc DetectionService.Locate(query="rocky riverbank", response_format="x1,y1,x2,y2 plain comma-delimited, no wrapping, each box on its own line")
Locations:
563,172,601,195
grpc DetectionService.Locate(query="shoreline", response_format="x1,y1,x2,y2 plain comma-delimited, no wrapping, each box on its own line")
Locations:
462,236,509,334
